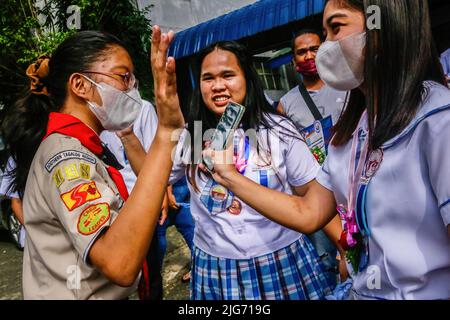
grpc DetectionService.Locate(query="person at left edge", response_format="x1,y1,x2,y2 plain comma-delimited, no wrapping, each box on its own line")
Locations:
441,48,450,87
2,27,184,299
0,157,26,249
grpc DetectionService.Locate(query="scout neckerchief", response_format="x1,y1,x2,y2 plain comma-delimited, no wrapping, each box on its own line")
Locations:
43,112,153,300
199,131,268,215
44,112,128,198
337,110,383,274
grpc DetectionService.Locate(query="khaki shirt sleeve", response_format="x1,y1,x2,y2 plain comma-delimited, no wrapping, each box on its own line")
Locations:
43,144,123,265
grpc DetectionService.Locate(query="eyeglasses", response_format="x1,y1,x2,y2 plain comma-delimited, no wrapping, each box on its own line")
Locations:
81,70,138,90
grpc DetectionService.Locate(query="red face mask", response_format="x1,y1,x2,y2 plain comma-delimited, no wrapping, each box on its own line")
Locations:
295,59,318,76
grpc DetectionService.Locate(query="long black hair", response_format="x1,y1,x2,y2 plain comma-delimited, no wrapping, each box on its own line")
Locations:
330,0,447,148
2,31,125,198
186,41,298,189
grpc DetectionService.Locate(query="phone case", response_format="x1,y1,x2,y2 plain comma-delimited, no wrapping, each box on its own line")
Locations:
203,101,246,171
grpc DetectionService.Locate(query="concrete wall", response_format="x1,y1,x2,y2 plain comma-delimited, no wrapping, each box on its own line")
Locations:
137,0,257,32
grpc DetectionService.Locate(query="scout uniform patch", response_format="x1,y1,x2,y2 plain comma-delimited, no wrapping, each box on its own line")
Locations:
77,203,110,235
45,150,96,172
79,162,91,180
60,181,102,211
52,168,65,188
64,164,80,180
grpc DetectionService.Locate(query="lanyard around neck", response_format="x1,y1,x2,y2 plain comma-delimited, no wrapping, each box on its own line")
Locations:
347,111,369,214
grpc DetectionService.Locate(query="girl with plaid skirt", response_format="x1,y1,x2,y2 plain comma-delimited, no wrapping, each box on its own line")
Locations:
168,41,343,300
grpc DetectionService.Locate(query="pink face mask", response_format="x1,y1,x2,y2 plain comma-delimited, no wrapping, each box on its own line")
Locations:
295,59,318,76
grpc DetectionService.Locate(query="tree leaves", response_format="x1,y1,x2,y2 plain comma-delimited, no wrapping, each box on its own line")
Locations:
0,0,153,115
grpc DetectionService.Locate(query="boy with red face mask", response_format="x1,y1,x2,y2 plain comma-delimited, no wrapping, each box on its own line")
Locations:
277,29,348,287
277,29,347,132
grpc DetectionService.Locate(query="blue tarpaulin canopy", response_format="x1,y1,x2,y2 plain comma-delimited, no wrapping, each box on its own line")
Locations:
169,0,326,59
265,47,293,69
266,52,293,68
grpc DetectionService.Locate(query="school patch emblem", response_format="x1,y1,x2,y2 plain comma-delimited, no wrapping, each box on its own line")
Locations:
60,181,102,211
77,203,110,235
45,150,96,172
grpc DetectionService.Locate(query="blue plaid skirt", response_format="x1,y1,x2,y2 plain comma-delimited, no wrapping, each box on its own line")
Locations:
191,236,334,300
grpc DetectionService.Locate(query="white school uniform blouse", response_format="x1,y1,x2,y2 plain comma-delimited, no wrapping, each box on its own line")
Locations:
170,115,320,259
317,81,450,300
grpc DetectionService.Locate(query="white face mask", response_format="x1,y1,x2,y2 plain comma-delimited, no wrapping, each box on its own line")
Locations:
316,32,366,91
83,75,142,131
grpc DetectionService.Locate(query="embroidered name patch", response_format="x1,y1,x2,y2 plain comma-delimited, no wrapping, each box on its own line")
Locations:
60,181,102,211
77,203,110,235
45,150,96,172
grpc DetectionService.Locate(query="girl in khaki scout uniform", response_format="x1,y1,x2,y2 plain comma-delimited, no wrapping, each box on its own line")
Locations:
2,26,183,299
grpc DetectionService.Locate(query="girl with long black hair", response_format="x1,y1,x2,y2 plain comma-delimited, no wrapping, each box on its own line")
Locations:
168,41,338,300
2,26,183,299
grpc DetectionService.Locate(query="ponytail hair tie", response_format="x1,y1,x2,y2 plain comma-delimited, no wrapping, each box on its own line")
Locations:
26,55,50,96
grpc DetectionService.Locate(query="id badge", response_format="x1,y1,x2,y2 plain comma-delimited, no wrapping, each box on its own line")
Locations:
300,115,333,165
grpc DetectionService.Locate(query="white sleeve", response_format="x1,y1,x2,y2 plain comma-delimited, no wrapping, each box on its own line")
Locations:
169,129,189,185
424,112,450,226
133,100,158,152
285,134,321,187
315,155,334,192
279,93,289,113
0,157,19,198
279,87,298,116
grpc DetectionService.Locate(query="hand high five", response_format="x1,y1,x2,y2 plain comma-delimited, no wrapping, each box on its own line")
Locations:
151,25,185,130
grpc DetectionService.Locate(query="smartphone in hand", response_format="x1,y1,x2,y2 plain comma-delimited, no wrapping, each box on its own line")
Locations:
203,101,246,171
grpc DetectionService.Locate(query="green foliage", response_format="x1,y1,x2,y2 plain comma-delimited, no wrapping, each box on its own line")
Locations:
345,233,363,275
0,0,153,114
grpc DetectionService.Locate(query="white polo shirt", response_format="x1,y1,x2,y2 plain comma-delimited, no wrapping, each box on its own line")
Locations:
100,100,158,193
317,81,450,300
280,84,347,131
170,115,320,259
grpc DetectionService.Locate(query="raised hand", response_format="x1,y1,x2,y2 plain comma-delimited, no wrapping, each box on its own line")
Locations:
151,25,185,130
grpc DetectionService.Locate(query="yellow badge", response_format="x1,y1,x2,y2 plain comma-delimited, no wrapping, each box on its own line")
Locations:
77,203,110,235
60,181,102,211
52,168,65,188
64,164,80,181
79,163,91,180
